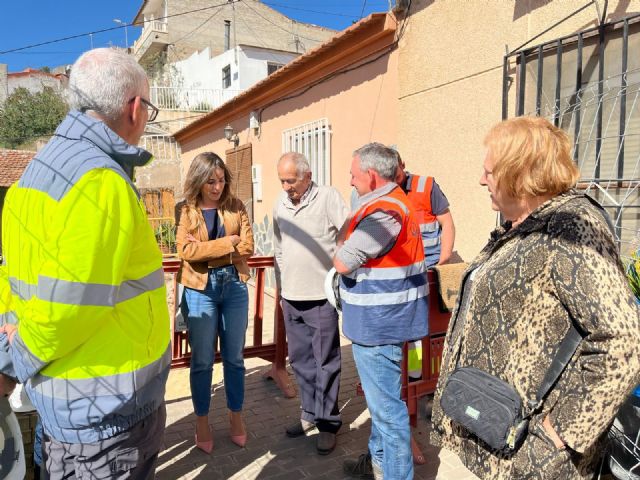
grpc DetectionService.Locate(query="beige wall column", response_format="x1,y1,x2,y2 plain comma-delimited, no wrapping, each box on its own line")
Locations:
397,0,640,261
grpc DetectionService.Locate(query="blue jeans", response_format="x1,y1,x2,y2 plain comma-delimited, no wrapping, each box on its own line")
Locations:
182,266,248,416
352,343,413,479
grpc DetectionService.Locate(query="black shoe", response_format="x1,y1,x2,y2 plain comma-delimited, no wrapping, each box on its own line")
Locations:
343,453,374,478
316,431,336,455
285,419,315,438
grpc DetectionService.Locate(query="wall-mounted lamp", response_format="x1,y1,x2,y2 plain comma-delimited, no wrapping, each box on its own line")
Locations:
224,124,239,147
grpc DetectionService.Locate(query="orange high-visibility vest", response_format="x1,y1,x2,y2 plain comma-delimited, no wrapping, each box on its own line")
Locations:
339,185,428,346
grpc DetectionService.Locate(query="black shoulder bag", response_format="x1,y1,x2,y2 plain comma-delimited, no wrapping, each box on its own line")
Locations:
440,315,582,454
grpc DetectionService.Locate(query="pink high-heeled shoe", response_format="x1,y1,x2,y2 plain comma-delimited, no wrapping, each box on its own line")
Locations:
229,412,247,448
195,428,213,454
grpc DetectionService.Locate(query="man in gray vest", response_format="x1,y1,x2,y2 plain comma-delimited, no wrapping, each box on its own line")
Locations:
273,152,349,455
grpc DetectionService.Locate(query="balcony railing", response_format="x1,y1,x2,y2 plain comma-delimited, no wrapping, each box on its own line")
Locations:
132,20,168,57
150,86,242,112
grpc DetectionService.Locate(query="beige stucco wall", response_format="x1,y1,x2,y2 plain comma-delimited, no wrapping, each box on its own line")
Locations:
179,47,398,225
398,0,640,262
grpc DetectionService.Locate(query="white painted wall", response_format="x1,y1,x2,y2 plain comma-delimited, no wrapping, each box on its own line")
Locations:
172,45,298,92
236,45,298,90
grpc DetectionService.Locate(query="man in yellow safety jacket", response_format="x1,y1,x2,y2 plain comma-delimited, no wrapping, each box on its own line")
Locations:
0,48,170,479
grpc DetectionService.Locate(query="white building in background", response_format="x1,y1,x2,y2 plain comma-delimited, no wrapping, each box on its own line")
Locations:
150,45,298,112
0,66,66,105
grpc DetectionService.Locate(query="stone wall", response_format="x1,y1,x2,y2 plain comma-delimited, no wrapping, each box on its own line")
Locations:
165,0,335,62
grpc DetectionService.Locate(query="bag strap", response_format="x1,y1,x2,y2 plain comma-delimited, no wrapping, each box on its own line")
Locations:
451,266,585,416
527,322,583,414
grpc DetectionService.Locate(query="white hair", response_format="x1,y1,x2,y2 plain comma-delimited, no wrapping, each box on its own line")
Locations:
66,48,148,122
353,142,398,180
278,152,311,178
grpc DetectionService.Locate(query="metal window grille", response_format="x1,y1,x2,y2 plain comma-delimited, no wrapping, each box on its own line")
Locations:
140,134,181,162
281,119,331,186
504,14,640,261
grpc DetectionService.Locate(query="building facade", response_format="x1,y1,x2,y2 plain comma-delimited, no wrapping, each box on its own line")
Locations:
398,0,640,261
131,0,335,66
174,13,398,258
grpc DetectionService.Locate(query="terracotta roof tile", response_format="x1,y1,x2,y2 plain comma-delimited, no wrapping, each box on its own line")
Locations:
0,149,35,187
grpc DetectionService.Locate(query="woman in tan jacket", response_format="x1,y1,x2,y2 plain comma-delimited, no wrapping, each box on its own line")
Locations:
176,152,254,453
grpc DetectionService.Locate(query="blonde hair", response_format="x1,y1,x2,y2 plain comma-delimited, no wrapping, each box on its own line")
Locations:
182,152,234,231
484,116,579,199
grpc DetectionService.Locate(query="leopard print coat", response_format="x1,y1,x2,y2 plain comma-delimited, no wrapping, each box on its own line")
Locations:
431,191,640,479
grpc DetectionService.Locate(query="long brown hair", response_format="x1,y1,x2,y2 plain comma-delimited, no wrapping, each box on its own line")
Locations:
182,152,234,231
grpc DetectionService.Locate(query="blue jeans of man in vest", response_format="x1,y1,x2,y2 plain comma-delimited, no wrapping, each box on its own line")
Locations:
352,342,413,479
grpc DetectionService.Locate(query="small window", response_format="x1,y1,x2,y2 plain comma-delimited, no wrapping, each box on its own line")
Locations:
282,119,331,186
267,62,283,75
222,65,231,89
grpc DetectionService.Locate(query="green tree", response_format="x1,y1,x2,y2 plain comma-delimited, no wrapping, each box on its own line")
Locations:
0,87,67,149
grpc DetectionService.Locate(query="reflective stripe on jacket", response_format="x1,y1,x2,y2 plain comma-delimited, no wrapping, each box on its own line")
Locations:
339,185,429,346
406,174,441,252
0,111,170,443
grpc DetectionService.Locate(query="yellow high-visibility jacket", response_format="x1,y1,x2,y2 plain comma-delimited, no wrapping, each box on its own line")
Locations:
0,111,170,443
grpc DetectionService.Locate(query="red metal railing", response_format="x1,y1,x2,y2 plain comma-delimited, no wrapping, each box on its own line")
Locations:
400,270,451,426
162,256,295,399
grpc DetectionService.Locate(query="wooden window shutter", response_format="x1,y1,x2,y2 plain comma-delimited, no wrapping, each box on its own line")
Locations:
225,144,253,221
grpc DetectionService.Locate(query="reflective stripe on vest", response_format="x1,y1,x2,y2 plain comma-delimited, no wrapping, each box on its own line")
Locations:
342,260,426,282
28,345,171,444
9,269,164,305
339,281,428,306
354,193,409,224
407,174,441,251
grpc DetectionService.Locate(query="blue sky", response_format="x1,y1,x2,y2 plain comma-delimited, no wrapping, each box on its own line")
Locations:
0,1,391,72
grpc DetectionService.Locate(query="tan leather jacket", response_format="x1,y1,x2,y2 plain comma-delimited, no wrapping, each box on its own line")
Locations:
176,197,254,290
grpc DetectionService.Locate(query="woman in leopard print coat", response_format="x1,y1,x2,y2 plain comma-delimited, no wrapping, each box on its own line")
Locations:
431,117,640,479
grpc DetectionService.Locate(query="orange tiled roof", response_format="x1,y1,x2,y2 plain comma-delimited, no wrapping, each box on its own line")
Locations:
7,68,65,80
0,149,35,187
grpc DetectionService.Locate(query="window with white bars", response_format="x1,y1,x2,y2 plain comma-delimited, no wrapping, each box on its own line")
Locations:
281,119,331,186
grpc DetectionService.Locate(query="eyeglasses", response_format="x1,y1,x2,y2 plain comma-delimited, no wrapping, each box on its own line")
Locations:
129,97,159,122
205,179,226,186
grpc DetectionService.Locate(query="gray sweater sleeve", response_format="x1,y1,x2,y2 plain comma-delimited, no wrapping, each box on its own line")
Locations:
336,210,402,273
0,334,16,379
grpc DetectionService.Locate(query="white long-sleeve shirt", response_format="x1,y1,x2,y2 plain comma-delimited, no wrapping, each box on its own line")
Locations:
273,182,349,301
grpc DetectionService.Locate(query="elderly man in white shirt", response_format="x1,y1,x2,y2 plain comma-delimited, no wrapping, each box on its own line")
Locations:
273,152,349,455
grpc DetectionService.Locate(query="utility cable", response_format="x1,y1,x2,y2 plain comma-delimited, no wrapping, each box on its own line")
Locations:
262,2,364,19
239,0,326,43
257,4,412,121
359,0,368,20
171,8,222,45
0,0,240,56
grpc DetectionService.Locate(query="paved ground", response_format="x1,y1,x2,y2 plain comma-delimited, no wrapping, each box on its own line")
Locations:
159,345,479,480
158,276,478,480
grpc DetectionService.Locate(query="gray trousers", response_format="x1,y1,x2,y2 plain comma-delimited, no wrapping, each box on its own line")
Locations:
43,404,166,480
282,298,342,433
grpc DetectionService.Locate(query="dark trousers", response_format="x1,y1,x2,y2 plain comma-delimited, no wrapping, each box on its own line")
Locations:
282,298,342,433
43,404,166,480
